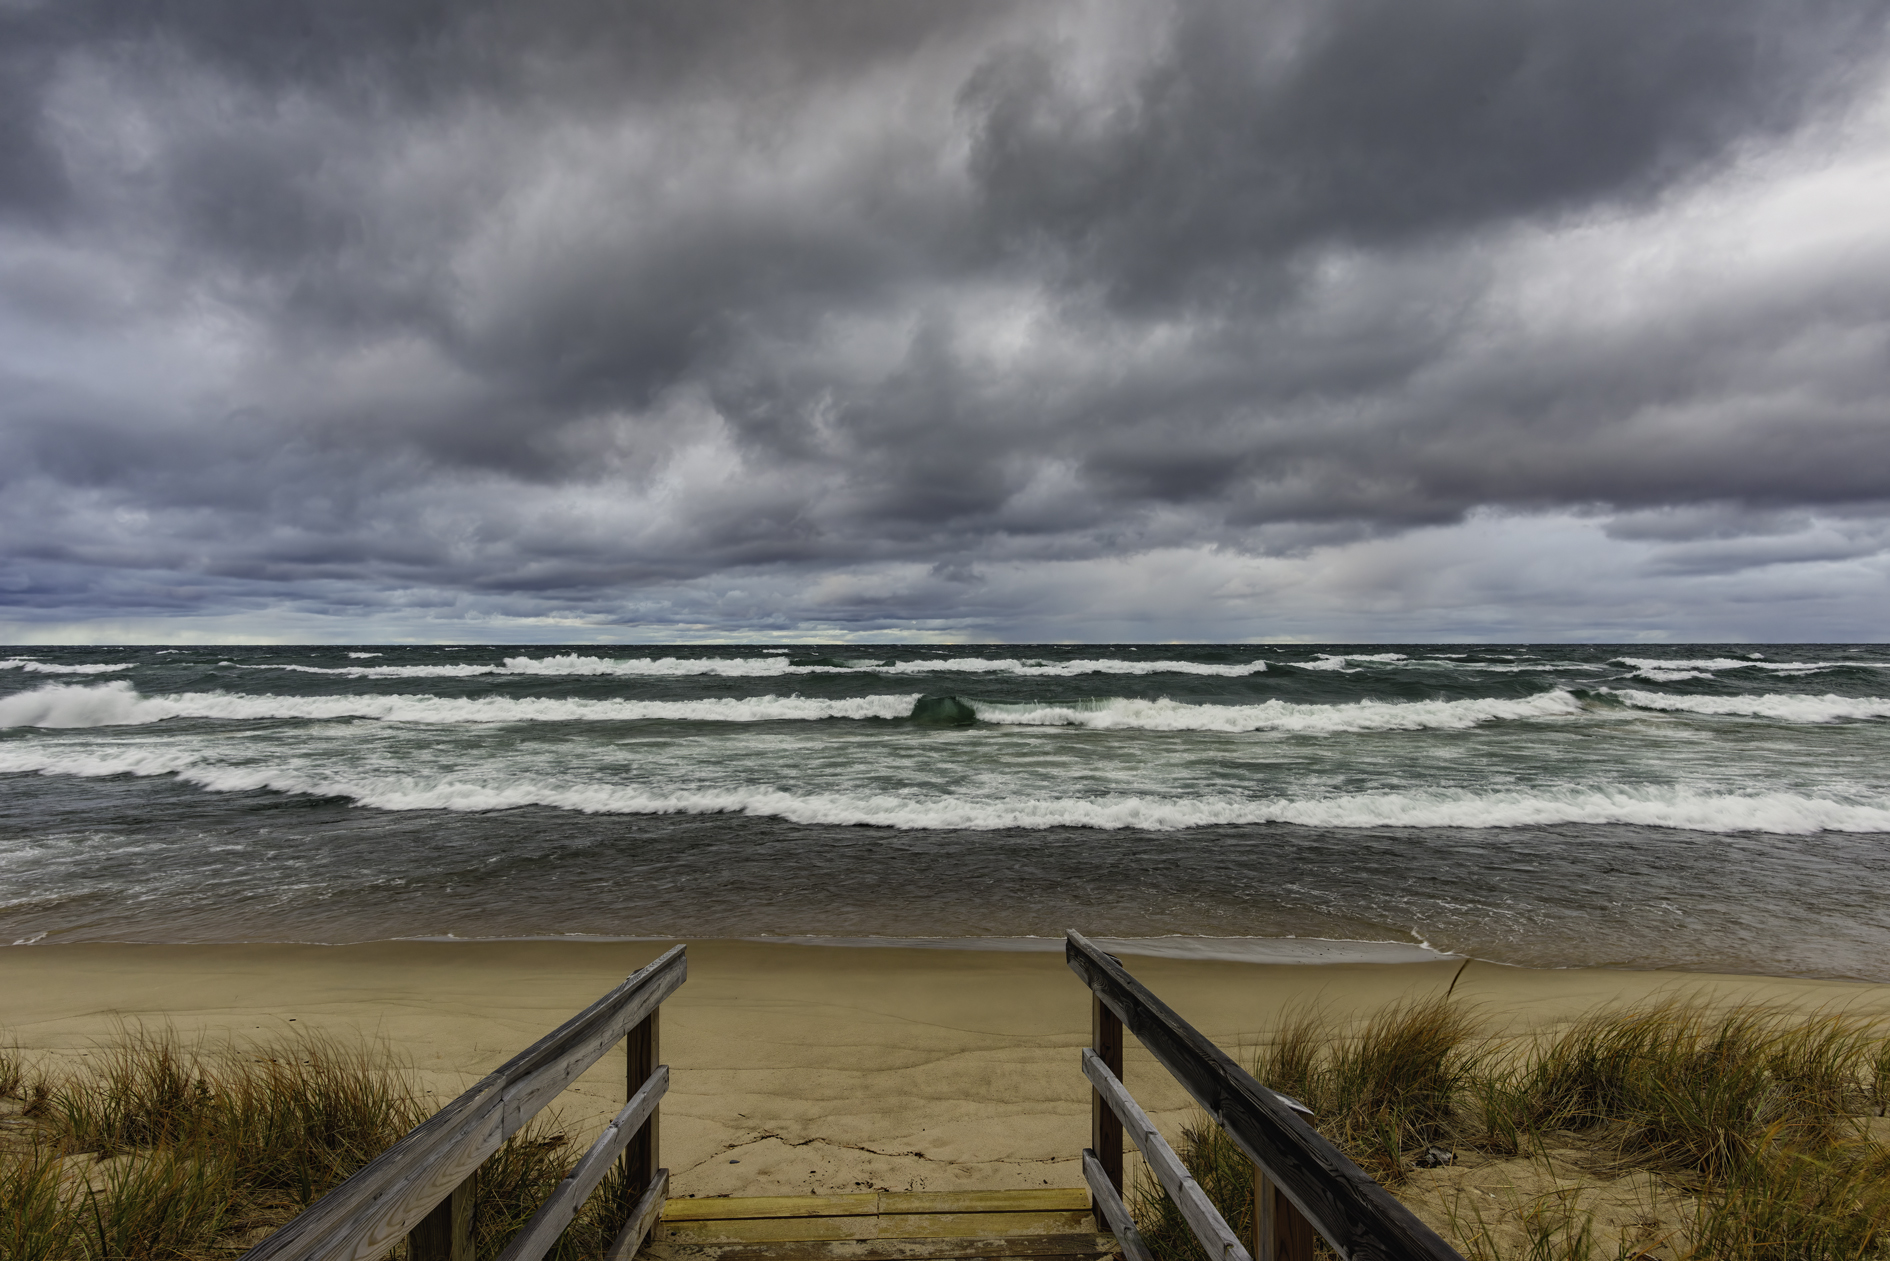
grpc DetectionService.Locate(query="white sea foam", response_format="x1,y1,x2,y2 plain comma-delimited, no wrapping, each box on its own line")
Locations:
1612,656,1854,675
0,746,201,778
0,681,1593,733
1609,689,1890,722
970,690,1584,733
499,653,1269,678
0,658,133,674
256,663,501,679
3,745,1882,834
241,654,1268,679
345,652,383,659
1293,653,1413,672
1431,661,1599,673
0,682,920,729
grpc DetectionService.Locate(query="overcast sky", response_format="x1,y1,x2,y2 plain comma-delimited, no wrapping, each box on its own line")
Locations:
3,0,1889,644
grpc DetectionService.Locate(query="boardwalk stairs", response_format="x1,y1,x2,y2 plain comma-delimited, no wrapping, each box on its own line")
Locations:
239,933,1466,1261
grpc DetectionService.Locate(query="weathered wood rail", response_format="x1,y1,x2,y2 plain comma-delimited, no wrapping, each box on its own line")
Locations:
1067,931,1465,1261
240,944,686,1261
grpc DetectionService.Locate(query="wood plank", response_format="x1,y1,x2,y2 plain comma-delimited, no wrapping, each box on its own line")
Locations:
626,1009,661,1206
1091,991,1124,1234
242,945,687,1261
656,1212,1091,1247
658,1217,872,1244
1082,1048,1250,1261
1083,1150,1152,1261
1255,1170,1313,1261
664,1195,881,1222
640,1231,1121,1261
606,1169,671,1261
877,1213,1096,1240
406,1178,472,1261
878,1191,1090,1215
662,1190,1088,1224
495,1067,668,1261
1066,931,1465,1261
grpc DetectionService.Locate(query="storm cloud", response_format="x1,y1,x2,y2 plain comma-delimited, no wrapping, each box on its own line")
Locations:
3,0,1888,641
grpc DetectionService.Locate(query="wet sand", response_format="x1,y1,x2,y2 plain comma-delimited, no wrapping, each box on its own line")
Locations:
2,940,1886,1198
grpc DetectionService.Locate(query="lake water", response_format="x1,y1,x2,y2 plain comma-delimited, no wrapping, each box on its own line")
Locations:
3,644,1887,979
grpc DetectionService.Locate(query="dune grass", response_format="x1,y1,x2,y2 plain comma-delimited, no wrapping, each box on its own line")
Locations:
0,1027,631,1261
1132,998,1890,1261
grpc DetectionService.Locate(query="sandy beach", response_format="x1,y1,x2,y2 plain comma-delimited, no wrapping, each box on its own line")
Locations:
4,939,1887,1202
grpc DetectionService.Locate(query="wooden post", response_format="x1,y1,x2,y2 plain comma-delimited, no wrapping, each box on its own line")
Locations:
624,1008,661,1212
1091,993,1124,1232
406,1178,472,1261
1254,1166,1313,1261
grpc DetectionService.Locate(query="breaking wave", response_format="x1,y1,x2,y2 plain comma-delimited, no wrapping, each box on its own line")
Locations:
1,745,1883,834
0,682,918,728
969,690,1585,732
1609,689,1890,722
1,658,133,674
2,681,1583,734
1611,656,1875,682
238,654,1269,680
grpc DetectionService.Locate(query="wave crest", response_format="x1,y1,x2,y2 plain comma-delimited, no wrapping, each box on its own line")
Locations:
0,682,1585,733
0,682,919,728
970,690,1583,733
1609,689,1890,722
2,745,1882,835
1,658,133,674
237,654,1269,679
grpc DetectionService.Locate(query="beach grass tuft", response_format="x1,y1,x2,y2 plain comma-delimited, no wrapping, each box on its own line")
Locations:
1248,997,1478,1183
0,1042,24,1101
0,1026,632,1260
1135,998,1890,1261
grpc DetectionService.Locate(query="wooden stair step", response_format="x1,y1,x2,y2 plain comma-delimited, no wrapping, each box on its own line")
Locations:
657,1211,1094,1245
663,1190,1091,1224
639,1232,1121,1261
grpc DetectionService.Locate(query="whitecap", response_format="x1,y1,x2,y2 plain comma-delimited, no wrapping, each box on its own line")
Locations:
5,747,1881,835
969,690,1584,734
0,658,133,674
1611,656,1852,674
1608,689,1890,722
232,654,1269,679
0,682,1597,734
0,682,921,729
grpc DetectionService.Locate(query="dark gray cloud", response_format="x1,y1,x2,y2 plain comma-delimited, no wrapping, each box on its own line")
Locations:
2,0,1888,641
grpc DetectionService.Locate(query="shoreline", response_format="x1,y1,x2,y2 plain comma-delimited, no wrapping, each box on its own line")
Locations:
3,939,1886,1199
11,930,1889,985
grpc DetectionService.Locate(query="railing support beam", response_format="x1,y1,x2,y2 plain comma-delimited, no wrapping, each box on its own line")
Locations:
1090,990,1124,1231
406,1177,472,1261
1255,1166,1313,1261
625,1008,661,1207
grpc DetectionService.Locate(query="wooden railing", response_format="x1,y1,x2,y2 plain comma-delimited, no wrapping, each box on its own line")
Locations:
1067,932,1464,1261
240,945,686,1261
